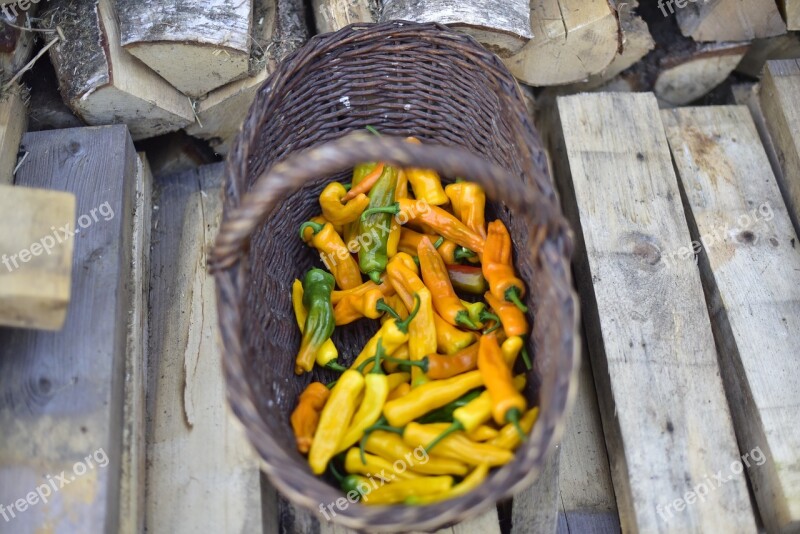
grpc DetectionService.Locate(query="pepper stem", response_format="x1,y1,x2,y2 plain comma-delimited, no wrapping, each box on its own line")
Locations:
325,379,338,389
368,271,382,284
365,125,381,136
455,310,479,330
359,416,404,464
506,408,527,441
342,182,352,192
382,356,428,373
424,421,463,453
370,339,386,375
521,343,532,371
329,462,344,483
454,247,476,261
433,236,444,249
395,293,421,333
376,298,402,321
479,310,502,334
360,203,400,221
299,221,324,240
505,287,528,313
325,361,347,372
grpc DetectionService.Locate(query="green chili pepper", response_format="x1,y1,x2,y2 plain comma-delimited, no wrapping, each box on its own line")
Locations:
357,164,398,283
330,463,369,499
417,389,483,424
295,269,336,374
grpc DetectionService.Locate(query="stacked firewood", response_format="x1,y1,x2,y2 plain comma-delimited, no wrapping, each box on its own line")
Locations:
0,0,798,155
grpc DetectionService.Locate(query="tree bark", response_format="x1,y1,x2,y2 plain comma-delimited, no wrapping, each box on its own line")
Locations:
674,0,786,42
312,0,377,33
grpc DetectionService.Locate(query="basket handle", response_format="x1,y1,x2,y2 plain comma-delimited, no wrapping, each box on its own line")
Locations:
211,133,562,271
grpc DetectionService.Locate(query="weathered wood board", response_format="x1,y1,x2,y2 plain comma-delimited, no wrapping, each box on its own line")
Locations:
0,125,138,532
553,92,757,533
778,0,800,30
663,105,800,533
0,86,26,184
759,59,800,236
146,163,264,533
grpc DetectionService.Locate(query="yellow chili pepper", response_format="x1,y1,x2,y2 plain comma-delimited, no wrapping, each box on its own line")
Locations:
403,423,513,466
406,463,489,505
445,182,487,239
433,312,476,355
396,169,409,200
404,138,448,205
501,336,524,368
337,342,390,453
380,294,409,323
308,370,364,474
387,382,411,401
363,430,468,476
350,295,420,372
426,422,499,442
300,218,363,290
418,236,478,329
344,447,420,480
387,217,401,258
292,279,340,370
383,343,409,373
479,335,527,430
398,228,458,264
386,257,437,386
387,372,410,390
425,375,525,451
362,475,454,505
331,277,394,305
382,371,483,427
489,407,539,449
320,182,371,225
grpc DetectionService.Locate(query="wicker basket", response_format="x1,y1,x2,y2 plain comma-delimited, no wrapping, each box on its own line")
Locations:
210,21,580,533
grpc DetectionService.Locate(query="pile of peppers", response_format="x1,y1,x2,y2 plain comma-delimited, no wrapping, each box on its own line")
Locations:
289,136,539,506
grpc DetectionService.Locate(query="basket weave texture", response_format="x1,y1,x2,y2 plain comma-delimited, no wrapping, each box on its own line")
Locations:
211,20,580,533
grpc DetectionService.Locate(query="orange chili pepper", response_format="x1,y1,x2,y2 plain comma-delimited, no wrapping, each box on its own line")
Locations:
361,199,484,255
398,228,457,264
478,335,527,435
331,277,394,305
385,342,479,380
300,218,363,290
485,291,528,337
342,162,385,201
333,288,389,325
290,382,330,454
445,182,487,239
320,182,371,225
418,236,478,329
483,220,527,311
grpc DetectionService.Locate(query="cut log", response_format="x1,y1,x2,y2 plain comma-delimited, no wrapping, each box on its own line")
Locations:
0,184,75,329
380,0,532,58
662,105,800,534
760,59,800,234
674,0,786,41
736,32,800,78
0,85,26,183
185,0,308,154
0,9,37,81
0,125,138,532
117,0,253,98
553,92,757,533
313,0,377,33
119,153,151,534
503,0,620,86
778,0,800,29
42,0,194,140
146,163,264,533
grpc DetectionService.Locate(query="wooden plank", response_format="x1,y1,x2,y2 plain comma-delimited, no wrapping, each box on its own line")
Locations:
146,163,264,533
553,92,757,533
0,124,138,532
675,0,786,41
312,0,377,33
0,184,75,330
736,33,800,78
0,85,26,184
119,153,152,534
556,339,620,534
760,59,800,237
662,105,800,533
511,450,560,534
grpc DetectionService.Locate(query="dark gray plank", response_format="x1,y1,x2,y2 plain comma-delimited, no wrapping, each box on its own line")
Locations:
0,125,138,533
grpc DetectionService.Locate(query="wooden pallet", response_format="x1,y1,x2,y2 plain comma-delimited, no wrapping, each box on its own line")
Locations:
1,60,799,534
